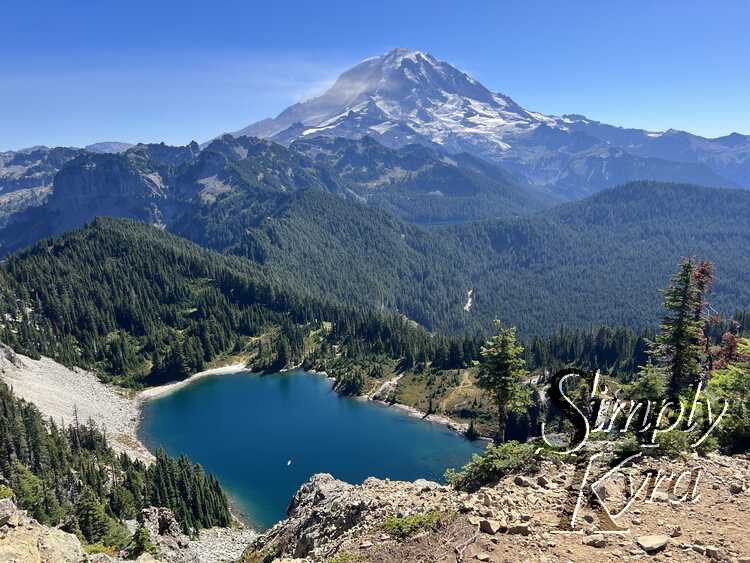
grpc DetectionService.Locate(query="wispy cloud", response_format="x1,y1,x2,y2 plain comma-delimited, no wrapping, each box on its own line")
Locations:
0,50,352,150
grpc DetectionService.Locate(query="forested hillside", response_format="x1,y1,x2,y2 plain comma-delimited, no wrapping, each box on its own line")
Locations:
7,178,749,339
0,218,437,386
445,181,750,334
203,181,750,336
290,136,556,223
0,380,230,552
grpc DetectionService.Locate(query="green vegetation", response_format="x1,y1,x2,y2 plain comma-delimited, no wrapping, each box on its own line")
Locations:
0,218,439,387
445,441,539,492
651,259,714,398
0,381,231,550
709,338,750,453
476,322,530,443
200,182,750,336
5,135,750,340
382,511,444,540
127,525,159,559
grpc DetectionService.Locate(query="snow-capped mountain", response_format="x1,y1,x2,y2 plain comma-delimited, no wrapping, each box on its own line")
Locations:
234,48,749,197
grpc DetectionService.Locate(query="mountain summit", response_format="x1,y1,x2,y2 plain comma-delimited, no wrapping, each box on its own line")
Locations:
235,48,547,153
235,48,749,197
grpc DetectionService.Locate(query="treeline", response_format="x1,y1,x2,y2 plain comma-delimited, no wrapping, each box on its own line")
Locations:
0,218,439,387
181,182,750,337
4,218,747,392
0,381,230,550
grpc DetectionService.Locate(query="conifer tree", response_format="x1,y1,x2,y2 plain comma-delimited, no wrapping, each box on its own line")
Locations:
652,259,714,398
75,487,111,544
476,321,529,443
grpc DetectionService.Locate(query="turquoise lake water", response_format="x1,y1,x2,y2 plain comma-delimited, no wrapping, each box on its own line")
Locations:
138,370,485,530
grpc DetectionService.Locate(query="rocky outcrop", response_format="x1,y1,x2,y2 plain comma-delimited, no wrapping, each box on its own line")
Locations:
0,498,86,562
0,343,24,371
137,507,191,562
242,453,750,562
245,474,366,561
0,496,255,563
136,506,257,563
242,473,462,562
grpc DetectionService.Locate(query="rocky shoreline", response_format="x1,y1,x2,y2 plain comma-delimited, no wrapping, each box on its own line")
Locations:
0,344,154,464
311,366,482,440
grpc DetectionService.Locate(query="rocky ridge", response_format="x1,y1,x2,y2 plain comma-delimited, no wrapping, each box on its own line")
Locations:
242,452,750,562
0,496,255,563
0,497,86,562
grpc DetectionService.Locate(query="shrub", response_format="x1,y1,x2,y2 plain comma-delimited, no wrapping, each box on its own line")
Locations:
612,429,716,462
445,441,538,492
382,511,442,541
128,526,158,559
0,485,13,500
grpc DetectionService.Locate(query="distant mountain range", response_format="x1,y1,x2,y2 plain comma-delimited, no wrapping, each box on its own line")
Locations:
1,48,749,334
4,176,750,336
235,48,749,198
0,132,564,255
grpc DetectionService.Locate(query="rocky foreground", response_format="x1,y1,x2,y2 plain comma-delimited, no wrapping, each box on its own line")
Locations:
0,497,255,563
242,452,750,563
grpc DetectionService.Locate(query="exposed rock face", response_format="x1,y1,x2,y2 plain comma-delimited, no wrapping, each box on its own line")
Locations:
246,474,367,560
243,473,460,561
242,453,750,562
0,498,86,562
135,506,257,563
0,146,83,194
0,343,24,371
138,507,191,561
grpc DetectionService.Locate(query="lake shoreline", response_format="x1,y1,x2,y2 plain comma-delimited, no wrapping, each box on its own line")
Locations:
139,364,485,449
138,368,485,530
138,362,253,402
303,368,483,441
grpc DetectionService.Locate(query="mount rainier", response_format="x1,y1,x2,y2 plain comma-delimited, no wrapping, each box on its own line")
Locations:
235,48,749,198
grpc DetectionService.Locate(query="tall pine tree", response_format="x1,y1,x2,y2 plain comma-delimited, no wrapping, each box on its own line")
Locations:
476,321,530,443
652,259,713,398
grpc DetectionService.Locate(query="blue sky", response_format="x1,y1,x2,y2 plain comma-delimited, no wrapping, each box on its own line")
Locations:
2,0,748,151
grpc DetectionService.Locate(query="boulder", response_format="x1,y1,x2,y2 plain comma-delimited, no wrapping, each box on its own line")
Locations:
582,534,606,548
513,476,532,487
0,516,85,562
704,545,726,560
592,482,610,501
507,523,531,536
479,519,504,535
413,479,439,492
636,534,669,553
0,497,16,527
